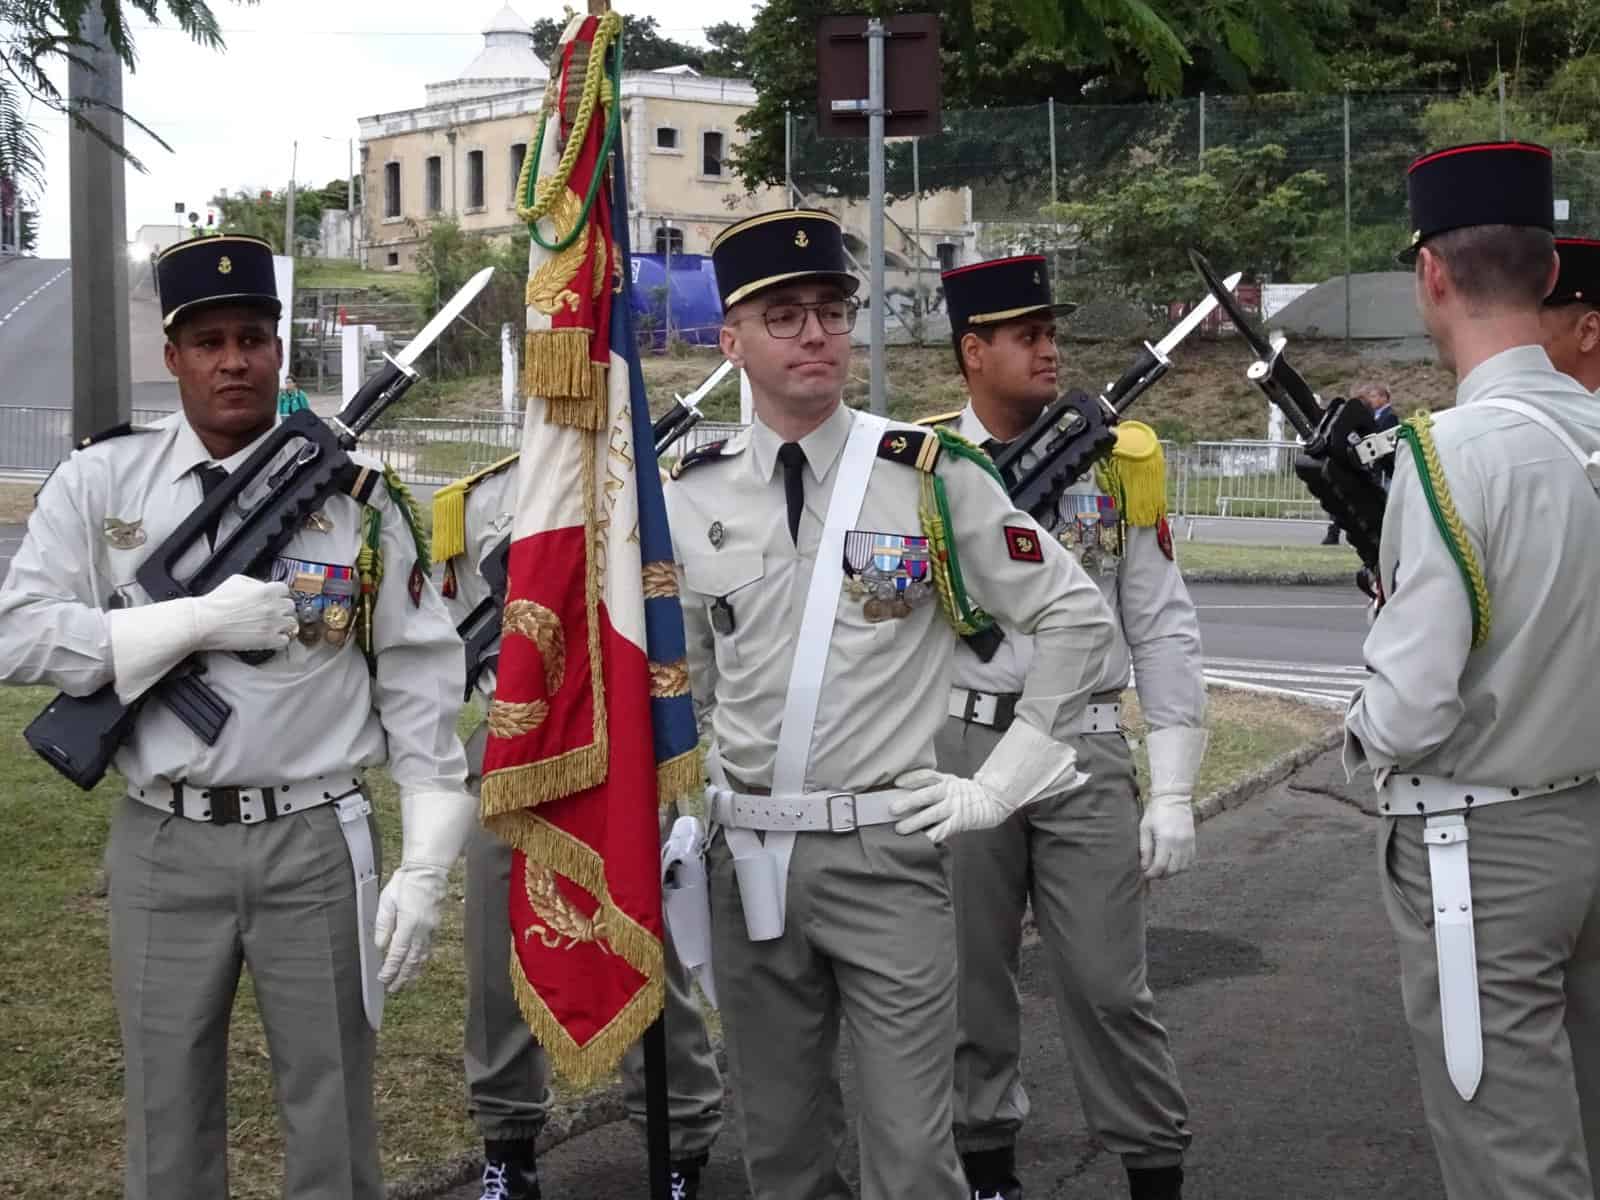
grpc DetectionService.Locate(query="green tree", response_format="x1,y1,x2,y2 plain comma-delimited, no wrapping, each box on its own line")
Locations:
532,14,707,72
411,218,532,378
729,0,1339,198
1046,143,1330,304
211,183,329,254
701,21,751,77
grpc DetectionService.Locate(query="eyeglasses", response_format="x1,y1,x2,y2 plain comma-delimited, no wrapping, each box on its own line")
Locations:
758,298,859,339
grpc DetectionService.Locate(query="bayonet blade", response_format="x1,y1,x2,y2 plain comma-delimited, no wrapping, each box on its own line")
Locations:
394,266,496,369
676,358,734,415
1153,271,1242,359
1188,250,1274,361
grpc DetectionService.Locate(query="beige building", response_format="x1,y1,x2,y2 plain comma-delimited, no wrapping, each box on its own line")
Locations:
357,4,973,310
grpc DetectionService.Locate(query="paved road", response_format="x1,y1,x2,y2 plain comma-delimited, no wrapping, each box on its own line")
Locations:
0,257,179,475
440,751,1442,1200
1190,582,1368,706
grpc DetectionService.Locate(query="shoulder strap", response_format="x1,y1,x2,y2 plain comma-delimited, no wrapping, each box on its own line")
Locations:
1473,398,1600,495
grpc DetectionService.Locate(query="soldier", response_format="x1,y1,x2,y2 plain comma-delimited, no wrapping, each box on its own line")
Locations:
1346,142,1600,1199
1540,236,1600,393
0,235,477,1198
927,256,1203,1200
665,209,1116,1200
431,459,726,1200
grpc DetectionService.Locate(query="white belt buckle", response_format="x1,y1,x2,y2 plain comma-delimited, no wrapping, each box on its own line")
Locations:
826,793,858,833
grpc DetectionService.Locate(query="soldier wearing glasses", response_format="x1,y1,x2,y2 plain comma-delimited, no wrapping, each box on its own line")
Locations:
665,209,1115,1199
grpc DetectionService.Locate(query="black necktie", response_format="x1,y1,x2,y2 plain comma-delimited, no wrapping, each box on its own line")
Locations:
776,442,807,546
981,437,1003,458
196,464,229,549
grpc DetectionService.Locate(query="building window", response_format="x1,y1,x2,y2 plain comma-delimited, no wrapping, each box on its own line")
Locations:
466,150,485,210
936,241,958,272
655,126,679,151
386,251,399,268
425,156,442,214
509,143,527,205
701,131,725,178
654,226,684,256
383,162,401,218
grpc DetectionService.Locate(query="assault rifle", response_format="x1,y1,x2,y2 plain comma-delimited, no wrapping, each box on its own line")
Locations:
990,272,1241,524
26,267,496,790
1188,249,1392,576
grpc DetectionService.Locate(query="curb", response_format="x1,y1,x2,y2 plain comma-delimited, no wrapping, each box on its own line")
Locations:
1192,724,1345,824
1181,571,1358,587
389,723,1346,1199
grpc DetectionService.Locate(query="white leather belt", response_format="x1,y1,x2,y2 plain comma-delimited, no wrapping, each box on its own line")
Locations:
707,786,903,834
130,772,364,825
949,688,1121,735
1377,769,1596,817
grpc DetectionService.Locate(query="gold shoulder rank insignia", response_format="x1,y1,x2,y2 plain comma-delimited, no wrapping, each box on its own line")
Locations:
670,439,735,480
913,409,964,428
874,428,942,472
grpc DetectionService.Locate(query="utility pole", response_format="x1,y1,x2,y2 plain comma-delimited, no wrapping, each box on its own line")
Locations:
68,5,130,442
866,17,886,414
284,140,298,256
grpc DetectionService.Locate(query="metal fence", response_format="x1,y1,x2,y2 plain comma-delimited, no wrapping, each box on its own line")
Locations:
0,406,172,477
0,407,1326,526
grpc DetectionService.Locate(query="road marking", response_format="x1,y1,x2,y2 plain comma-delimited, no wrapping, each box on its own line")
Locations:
0,266,68,332
1204,656,1364,708
1196,603,1366,610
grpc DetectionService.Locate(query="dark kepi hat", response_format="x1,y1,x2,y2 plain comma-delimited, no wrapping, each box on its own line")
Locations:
1548,237,1600,307
156,234,281,330
709,209,859,310
1398,141,1553,265
940,254,1077,345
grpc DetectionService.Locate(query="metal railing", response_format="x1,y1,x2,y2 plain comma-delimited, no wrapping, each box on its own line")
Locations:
0,405,1325,526
0,406,172,477
1166,440,1323,522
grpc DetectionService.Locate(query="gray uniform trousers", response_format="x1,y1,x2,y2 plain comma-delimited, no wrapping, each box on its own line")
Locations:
708,822,968,1200
464,808,724,1156
940,716,1190,1169
1382,785,1600,1200
108,795,382,1200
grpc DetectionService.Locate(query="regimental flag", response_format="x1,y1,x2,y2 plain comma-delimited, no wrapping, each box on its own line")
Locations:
481,12,702,1084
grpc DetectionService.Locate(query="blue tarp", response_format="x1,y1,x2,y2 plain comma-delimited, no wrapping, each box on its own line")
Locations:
629,253,724,351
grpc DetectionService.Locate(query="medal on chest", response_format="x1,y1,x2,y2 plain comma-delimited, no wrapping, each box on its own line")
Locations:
1056,492,1123,574
842,529,932,621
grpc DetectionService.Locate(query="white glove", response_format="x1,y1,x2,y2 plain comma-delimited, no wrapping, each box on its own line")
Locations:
890,717,1087,843
1141,726,1208,880
107,575,298,703
375,787,478,991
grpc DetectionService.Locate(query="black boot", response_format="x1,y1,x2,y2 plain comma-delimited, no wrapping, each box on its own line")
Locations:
669,1151,709,1199
961,1145,1023,1200
1127,1164,1183,1200
480,1139,541,1200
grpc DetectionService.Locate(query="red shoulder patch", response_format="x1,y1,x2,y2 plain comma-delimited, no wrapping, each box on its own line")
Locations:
1004,525,1044,563
1156,516,1174,561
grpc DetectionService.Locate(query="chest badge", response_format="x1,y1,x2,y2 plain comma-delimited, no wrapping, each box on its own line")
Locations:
103,518,146,550
842,530,932,621
303,510,333,534
707,520,724,549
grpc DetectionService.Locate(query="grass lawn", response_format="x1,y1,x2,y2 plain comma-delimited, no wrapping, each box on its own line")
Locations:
1175,539,1363,582
0,483,33,523
0,681,1335,1195
296,258,419,296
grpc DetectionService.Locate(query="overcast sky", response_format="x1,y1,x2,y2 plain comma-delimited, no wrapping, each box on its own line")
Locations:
34,0,759,258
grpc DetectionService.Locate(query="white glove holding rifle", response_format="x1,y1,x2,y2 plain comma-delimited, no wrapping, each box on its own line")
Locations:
107,575,299,704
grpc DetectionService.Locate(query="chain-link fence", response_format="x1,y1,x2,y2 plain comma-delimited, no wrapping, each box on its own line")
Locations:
783,89,1600,343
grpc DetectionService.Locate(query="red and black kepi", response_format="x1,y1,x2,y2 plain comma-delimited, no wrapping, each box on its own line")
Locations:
1398,141,1554,265
1548,237,1600,307
940,254,1078,344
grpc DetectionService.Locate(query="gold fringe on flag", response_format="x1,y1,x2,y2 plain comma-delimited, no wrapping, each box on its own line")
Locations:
656,747,704,811
522,328,607,429
489,810,667,1085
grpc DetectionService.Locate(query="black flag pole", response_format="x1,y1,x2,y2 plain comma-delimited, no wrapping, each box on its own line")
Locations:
644,1014,670,1199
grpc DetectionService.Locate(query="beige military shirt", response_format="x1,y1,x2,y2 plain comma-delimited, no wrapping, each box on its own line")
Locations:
1346,345,1600,786
665,402,1116,794
950,406,1205,733
0,411,467,793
